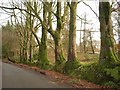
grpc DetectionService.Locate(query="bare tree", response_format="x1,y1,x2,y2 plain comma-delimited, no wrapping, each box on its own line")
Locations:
99,2,119,65
64,1,79,74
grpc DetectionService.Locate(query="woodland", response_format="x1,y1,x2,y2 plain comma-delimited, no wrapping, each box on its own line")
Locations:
0,0,120,88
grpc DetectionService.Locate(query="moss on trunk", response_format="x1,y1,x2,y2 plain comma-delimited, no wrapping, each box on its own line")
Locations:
54,32,66,72
99,2,119,66
38,2,49,69
47,2,67,72
64,59,80,75
64,2,78,74
38,44,49,69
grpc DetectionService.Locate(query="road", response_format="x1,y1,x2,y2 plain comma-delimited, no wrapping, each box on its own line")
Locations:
2,62,71,88
0,60,2,89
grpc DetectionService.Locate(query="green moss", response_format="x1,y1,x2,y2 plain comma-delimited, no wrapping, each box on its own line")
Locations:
103,81,117,88
76,63,104,83
54,51,66,73
64,59,81,75
104,66,120,81
38,43,50,69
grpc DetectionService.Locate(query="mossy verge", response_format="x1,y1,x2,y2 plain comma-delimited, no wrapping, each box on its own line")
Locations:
63,59,81,75
54,53,66,73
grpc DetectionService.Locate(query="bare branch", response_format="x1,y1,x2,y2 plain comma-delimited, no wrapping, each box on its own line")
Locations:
82,2,99,18
67,2,71,8
0,5,36,17
78,0,82,4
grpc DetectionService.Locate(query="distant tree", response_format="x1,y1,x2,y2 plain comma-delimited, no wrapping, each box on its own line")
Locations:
83,14,87,53
2,21,19,60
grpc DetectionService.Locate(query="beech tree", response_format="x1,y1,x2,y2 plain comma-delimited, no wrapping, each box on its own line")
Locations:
38,2,49,69
64,1,79,74
25,1,50,68
99,2,119,66
47,2,68,72
117,3,120,59
2,21,19,60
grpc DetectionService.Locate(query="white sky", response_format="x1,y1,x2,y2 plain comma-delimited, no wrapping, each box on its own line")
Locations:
76,1,100,45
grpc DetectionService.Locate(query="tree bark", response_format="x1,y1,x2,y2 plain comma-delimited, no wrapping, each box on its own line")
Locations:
39,2,49,69
83,14,87,53
54,2,65,72
99,2,119,65
64,1,79,74
47,2,66,72
54,32,65,72
118,7,120,59
68,2,77,62
29,6,33,63
89,31,95,54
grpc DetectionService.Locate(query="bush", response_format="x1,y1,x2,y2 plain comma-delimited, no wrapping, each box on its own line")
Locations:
72,62,120,88
64,60,81,75
103,81,117,88
74,63,107,84
104,66,120,81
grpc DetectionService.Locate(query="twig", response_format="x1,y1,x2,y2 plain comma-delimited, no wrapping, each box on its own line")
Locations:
82,2,99,18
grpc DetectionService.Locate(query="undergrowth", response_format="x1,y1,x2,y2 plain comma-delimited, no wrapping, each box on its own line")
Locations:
71,62,120,88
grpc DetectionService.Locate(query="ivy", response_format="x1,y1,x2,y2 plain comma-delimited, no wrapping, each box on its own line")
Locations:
104,66,120,81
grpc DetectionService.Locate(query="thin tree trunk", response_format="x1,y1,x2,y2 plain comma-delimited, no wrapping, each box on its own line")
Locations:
20,47,22,63
118,7,120,59
29,32,33,62
29,7,33,62
31,28,41,62
89,31,95,54
80,19,82,53
83,14,87,53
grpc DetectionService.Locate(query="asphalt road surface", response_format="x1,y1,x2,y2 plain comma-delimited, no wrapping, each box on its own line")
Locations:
0,60,2,89
2,62,71,88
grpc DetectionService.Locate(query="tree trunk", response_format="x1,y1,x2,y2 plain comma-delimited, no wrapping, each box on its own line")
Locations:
29,32,33,62
118,7,120,59
64,2,79,74
54,2,65,72
20,47,22,63
89,31,95,54
39,2,49,69
39,25,49,69
80,19,82,53
83,14,87,53
47,2,66,72
54,33,65,72
31,28,41,61
99,2,119,65
118,38,120,59
29,8,33,62
68,2,77,62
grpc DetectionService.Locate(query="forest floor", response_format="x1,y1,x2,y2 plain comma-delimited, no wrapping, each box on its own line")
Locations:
2,59,118,89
